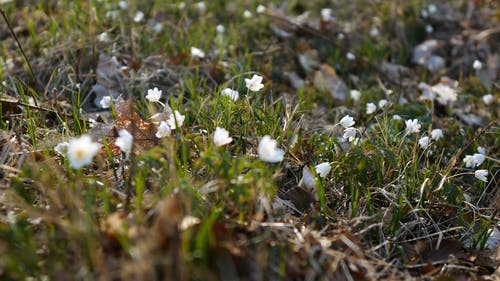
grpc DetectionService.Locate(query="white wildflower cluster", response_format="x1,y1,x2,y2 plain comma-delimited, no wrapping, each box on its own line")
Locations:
338,115,357,143
57,73,267,168
364,99,389,115
55,130,135,169
418,128,443,149
144,87,186,139
54,59,492,198
463,147,488,183
221,88,239,101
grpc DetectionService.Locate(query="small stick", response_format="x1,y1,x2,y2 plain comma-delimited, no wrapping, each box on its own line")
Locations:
0,97,75,118
0,9,44,104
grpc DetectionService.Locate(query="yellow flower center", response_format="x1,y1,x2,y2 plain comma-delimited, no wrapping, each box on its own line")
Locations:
74,148,86,160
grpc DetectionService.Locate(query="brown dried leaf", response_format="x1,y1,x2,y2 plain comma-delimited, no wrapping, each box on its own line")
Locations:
405,239,467,265
107,100,158,155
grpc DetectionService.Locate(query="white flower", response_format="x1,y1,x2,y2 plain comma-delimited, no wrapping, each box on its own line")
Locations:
337,33,345,40
405,119,421,134
180,216,201,230
418,136,430,149
216,24,225,34
67,135,100,169
115,129,133,154
258,135,284,163
366,102,377,114
370,27,379,37
425,25,433,34
462,155,474,168
105,10,119,19
378,99,388,109
430,129,443,140
421,9,428,18
196,1,206,13
350,89,361,102
191,47,205,59
392,114,402,121
485,228,500,249
97,32,110,43
118,1,127,10
245,74,264,92
167,110,185,129
474,169,488,183
315,162,331,178
472,153,485,167
339,115,355,128
473,60,482,70
221,88,239,101
178,2,186,9
428,4,437,14
477,146,486,155
424,24,433,34
346,52,356,60
153,23,163,33
321,8,334,22
419,82,435,101
146,87,162,102
256,4,266,13
213,127,233,147
99,96,112,109
482,94,493,105
156,121,171,138
343,127,357,142
431,83,457,105
299,166,316,190
463,153,485,168
54,142,69,155
243,10,252,18
133,11,144,22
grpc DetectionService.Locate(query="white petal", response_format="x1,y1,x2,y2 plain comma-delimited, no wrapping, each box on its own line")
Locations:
258,135,284,163
315,162,331,178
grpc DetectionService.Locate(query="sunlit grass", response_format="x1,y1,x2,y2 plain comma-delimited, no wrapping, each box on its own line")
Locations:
0,0,498,280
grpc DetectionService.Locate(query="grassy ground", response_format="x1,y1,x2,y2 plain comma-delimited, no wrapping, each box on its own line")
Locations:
0,0,499,280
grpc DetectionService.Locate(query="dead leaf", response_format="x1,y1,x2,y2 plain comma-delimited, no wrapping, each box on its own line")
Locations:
105,100,158,155
405,239,467,265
